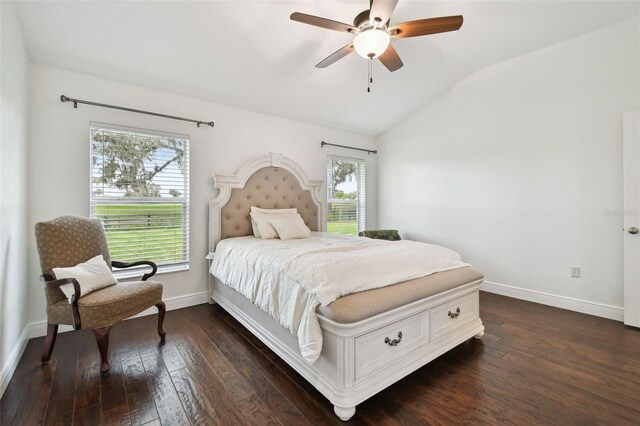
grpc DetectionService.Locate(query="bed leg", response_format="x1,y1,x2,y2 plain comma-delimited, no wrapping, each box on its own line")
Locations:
334,405,356,421
473,330,485,339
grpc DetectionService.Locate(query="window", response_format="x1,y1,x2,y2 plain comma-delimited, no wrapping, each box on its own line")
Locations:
327,156,365,235
90,123,190,275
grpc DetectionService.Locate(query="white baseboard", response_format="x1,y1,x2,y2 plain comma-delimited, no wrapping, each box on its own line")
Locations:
481,281,624,322
0,326,29,398
27,291,209,338
0,291,208,399
134,290,209,318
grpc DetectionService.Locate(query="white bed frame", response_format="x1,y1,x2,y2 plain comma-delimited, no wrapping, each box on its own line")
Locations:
208,154,484,421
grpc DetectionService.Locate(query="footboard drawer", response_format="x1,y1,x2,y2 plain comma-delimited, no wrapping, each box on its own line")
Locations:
430,292,479,341
355,312,428,379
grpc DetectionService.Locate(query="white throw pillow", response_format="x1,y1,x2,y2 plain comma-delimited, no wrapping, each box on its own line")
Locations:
250,207,297,238
250,212,288,239
268,215,312,240
53,254,118,302
251,207,297,215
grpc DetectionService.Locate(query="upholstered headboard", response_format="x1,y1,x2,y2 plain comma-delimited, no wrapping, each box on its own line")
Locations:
221,167,319,239
209,153,324,252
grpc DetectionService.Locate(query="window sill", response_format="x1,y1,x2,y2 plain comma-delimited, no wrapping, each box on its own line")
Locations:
114,263,189,281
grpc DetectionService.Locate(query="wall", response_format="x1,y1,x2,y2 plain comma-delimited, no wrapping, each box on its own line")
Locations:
27,64,376,329
377,18,640,317
0,1,30,396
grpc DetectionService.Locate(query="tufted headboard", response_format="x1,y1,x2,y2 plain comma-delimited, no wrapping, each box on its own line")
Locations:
209,153,324,252
221,167,318,239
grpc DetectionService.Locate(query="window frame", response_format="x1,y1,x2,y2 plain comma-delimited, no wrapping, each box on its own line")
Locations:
326,154,366,235
89,122,190,278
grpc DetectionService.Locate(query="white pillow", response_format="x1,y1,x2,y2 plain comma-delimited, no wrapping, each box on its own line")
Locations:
53,255,118,302
250,207,297,238
268,215,312,240
251,207,297,215
250,212,289,239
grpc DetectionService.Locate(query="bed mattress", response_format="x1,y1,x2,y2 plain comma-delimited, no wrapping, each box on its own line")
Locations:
210,233,477,362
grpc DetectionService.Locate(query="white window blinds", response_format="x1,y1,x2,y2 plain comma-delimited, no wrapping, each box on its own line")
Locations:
90,123,190,273
327,156,366,235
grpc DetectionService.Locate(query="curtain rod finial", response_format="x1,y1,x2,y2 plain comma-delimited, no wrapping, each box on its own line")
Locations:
60,95,68,102
196,121,215,128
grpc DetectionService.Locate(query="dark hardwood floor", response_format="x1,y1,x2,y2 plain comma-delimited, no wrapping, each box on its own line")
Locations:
1,292,639,425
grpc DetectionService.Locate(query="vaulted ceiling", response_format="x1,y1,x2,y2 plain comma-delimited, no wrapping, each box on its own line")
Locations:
15,1,639,135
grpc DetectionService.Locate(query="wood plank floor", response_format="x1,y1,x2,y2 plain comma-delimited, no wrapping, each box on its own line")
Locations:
2,292,639,425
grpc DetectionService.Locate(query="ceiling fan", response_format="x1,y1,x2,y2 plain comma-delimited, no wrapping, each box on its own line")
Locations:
290,0,463,83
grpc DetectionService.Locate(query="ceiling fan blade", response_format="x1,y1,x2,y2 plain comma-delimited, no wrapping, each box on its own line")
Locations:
290,12,357,33
378,45,403,72
390,15,463,38
369,0,399,26
316,44,354,68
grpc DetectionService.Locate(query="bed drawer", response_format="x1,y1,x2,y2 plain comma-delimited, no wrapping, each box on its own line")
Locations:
430,292,479,341
354,312,428,379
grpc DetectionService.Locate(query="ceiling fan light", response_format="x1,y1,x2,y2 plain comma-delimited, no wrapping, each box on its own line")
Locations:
353,29,390,59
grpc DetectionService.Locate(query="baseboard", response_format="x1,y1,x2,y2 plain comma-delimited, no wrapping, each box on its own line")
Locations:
27,291,209,339
481,281,624,322
0,326,29,398
133,291,209,321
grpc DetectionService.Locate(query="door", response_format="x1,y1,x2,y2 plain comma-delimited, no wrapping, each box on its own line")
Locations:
623,110,640,327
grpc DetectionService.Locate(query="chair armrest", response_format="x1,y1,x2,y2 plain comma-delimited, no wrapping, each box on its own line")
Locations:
45,278,82,330
112,260,158,281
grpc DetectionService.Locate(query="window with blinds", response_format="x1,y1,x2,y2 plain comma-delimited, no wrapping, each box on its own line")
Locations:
90,123,190,274
327,156,365,235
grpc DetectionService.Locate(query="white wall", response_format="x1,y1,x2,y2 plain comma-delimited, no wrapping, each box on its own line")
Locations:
377,18,639,313
0,1,30,395
27,64,376,327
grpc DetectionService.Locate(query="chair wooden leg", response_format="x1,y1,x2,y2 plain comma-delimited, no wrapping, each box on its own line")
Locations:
156,302,166,341
41,323,59,363
92,326,112,378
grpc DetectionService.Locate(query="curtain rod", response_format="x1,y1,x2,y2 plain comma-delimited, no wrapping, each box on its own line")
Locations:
60,95,215,128
321,141,377,155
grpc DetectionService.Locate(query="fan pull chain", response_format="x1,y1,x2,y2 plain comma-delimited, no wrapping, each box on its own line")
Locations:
367,58,373,93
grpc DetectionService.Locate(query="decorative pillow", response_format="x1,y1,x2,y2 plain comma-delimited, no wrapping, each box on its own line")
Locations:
268,215,312,240
52,255,118,302
250,212,289,239
250,207,297,238
251,207,297,215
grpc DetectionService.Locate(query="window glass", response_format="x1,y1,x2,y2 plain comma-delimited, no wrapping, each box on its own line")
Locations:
327,156,365,235
90,123,190,273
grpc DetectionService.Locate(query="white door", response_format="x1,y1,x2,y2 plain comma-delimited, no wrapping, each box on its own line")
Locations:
623,110,640,327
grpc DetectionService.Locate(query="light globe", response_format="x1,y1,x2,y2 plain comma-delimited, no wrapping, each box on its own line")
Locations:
353,29,390,58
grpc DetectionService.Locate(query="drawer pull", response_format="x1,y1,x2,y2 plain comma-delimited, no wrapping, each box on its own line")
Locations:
448,307,461,319
384,331,403,346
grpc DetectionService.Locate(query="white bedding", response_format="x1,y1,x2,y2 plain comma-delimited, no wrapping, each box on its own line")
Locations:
210,233,469,363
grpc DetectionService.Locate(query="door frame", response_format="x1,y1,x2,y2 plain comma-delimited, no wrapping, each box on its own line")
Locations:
623,110,640,327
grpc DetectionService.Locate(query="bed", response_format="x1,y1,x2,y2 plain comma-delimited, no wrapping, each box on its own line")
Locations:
208,153,484,421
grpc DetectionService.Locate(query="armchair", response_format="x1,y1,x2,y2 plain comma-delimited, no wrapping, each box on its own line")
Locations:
35,215,166,377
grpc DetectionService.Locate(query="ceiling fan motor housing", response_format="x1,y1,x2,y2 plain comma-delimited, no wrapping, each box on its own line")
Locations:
354,9,390,30
353,9,370,28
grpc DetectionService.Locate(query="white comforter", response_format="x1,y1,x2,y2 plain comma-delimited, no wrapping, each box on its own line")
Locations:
210,233,468,363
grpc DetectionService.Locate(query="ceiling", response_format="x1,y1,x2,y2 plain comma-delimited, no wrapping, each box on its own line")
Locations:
15,1,640,136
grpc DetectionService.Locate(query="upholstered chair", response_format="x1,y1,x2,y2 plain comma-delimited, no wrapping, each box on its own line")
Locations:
358,229,402,241
35,215,166,377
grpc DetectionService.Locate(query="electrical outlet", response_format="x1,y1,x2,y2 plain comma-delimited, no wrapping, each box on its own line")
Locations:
570,267,581,278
